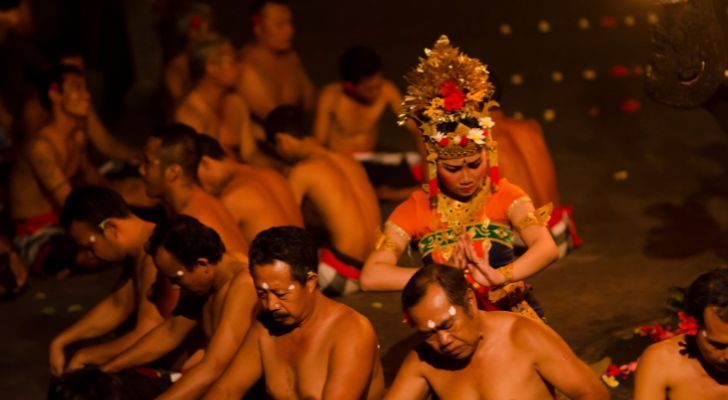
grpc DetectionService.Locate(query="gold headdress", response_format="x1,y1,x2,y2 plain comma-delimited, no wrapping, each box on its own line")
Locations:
398,35,501,202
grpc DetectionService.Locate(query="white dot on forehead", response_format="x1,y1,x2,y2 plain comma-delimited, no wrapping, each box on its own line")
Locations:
287,284,295,291
176,270,184,277
261,282,269,290
448,306,457,316
702,329,707,338
89,235,96,243
427,320,436,329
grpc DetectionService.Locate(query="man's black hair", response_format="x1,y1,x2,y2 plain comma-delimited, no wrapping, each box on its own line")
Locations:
146,214,225,270
250,0,290,16
196,134,226,161
249,226,318,284
263,105,307,144
339,46,382,84
0,0,21,11
60,186,132,231
152,122,202,182
47,367,123,400
685,268,728,326
402,264,472,313
37,64,84,111
188,32,230,84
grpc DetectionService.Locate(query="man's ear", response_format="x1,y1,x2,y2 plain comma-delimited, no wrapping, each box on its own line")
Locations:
305,271,318,292
164,164,181,182
104,220,120,240
466,288,477,314
48,83,62,104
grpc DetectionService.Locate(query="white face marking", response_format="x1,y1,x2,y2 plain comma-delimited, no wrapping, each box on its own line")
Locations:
89,235,96,243
287,284,295,291
427,320,436,329
448,306,457,316
702,329,708,338
176,270,184,277
261,282,270,290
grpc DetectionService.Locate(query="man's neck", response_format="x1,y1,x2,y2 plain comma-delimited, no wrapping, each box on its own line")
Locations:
49,110,81,138
295,291,325,331
127,218,156,261
252,41,291,59
166,181,201,214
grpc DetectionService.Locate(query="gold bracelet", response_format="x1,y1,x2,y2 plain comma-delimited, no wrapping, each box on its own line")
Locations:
375,233,401,253
499,263,514,285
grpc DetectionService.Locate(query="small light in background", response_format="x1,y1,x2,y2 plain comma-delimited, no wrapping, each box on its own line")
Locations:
510,74,524,86
499,24,512,36
512,111,524,120
537,20,551,33
624,15,636,27
551,71,564,83
543,109,556,122
583,69,597,81
578,17,590,30
647,13,659,25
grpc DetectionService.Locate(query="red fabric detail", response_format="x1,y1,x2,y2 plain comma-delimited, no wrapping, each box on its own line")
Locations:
189,15,202,29
489,166,500,186
428,178,439,196
14,212,59,237
611,65,629,78
621,99,641,113
464,274,499,311
135,367,162,379
549,206,583,248
600,16,616,27
320,247,361,280
410,164,424,183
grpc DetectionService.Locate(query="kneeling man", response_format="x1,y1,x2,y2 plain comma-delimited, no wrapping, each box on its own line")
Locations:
635,268,728,399
387,264,608,400
205,226,384,399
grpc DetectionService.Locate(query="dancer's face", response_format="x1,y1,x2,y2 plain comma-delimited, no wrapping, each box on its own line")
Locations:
437,152,487,200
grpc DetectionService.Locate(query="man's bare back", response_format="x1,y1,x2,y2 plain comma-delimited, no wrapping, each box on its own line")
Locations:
220,164,302,243
635,335,728,399
249,166,303,225
179,189,249,254
252,297,383,399
288,148,380,260
315,81,400,154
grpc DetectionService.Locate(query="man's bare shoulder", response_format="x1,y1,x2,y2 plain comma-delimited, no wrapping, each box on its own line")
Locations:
222,92,248,110
641,335,688,366
320,83,342,98
323,299,377,343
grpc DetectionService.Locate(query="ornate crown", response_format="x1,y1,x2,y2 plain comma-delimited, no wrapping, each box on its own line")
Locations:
398,35,498,160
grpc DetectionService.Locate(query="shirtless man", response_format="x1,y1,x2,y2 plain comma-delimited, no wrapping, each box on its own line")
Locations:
175,33,253,159
204,226,384,400
387,263,608,400
163,2,214,107
9,63,100,277
50,187,168,376
314,46,425,201
196,134,304,241
102,215,257,400
236,0,315,148
139,123,248,253
314,46,422,154
635,268,728,399
265,106,380,296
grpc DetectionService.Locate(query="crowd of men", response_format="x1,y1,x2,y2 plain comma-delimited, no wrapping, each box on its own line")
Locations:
2,0,727,399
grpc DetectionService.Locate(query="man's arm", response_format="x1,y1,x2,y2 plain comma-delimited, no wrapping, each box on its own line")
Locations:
634,342,670,400
26,140,72,208
202,322,263,400
86,109,139,161
66,257,165,370
360,225,416,291
236,62,277,120
312,85,335,146
158,272,258,399
514,317,609,400
295,55,316,112
384,351,430,400
101,315,197,373
322,317,379,400
49,277,136,376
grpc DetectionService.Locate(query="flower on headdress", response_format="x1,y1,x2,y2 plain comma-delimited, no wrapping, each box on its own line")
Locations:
439,81,466,112
431,131,446,142
678,312,698,336
467,128,486,145
438,138,450,147
459,136,469,147
601,375,619,388
431,98,445,108
478,116,495,129
424,106,444,119
452,135,462,145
